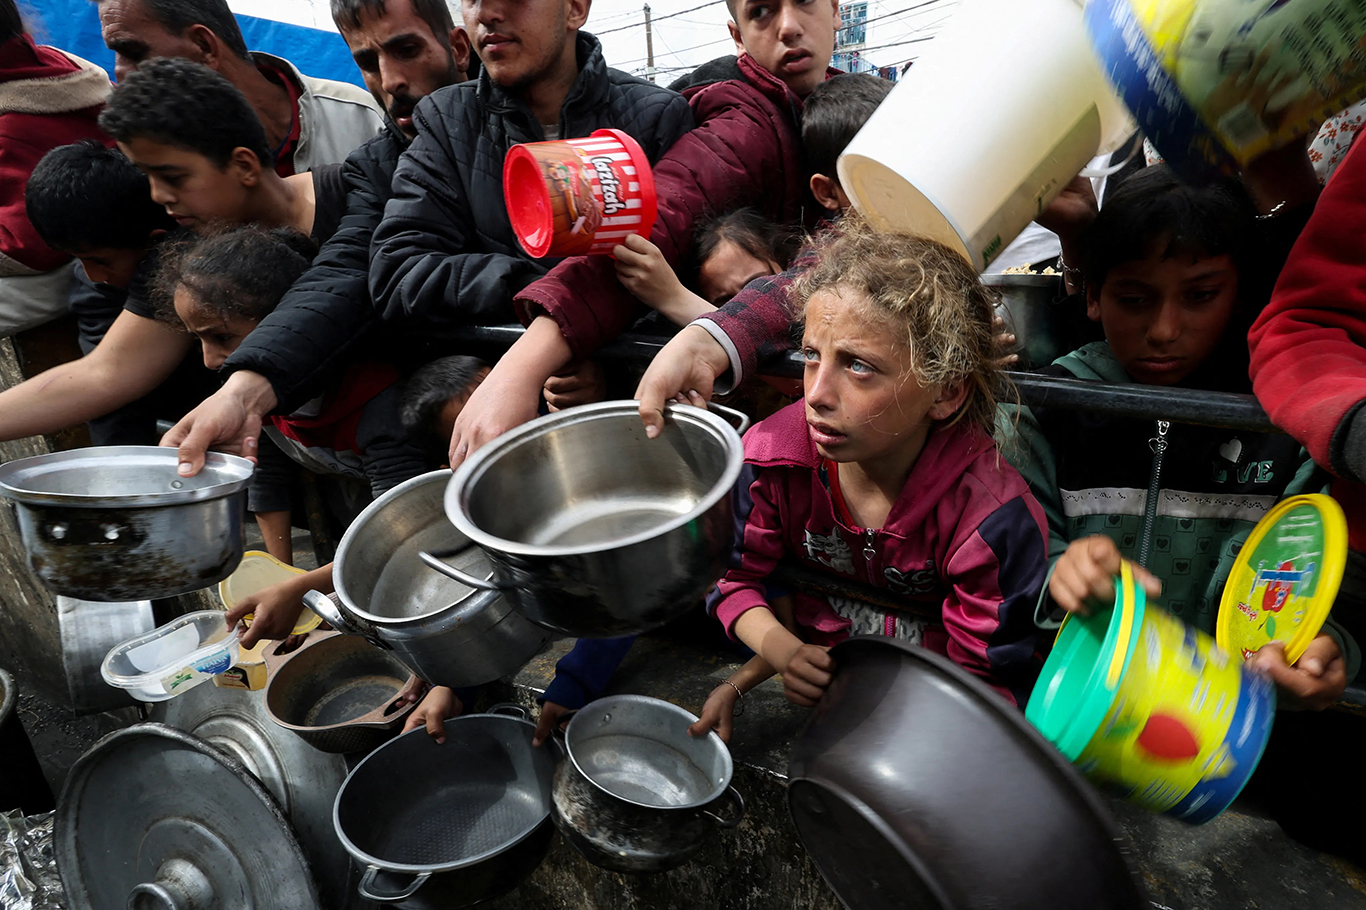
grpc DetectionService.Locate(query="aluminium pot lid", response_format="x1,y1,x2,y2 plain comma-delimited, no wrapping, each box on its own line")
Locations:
0,445,252,508
56,723,322,910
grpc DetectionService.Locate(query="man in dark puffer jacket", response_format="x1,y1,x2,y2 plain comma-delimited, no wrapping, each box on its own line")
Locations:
367,0,693,334
164,0,473,471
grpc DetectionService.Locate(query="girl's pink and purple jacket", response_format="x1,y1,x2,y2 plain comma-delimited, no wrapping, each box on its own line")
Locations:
708,402,1051,707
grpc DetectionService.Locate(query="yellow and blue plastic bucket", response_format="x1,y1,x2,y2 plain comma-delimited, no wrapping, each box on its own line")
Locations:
1027,563,1275,824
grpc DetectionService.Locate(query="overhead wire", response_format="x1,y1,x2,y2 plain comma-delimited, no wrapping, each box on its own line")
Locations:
593,0,728,35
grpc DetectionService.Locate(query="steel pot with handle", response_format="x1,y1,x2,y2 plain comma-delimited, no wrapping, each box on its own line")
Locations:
551,695,745,873
309,470,555,688
428,401,748,638
0,446,252,600
333,704,557,908
787,636,1148,910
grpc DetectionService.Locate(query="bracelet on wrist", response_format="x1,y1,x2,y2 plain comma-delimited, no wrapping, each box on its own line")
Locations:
722,679,745,717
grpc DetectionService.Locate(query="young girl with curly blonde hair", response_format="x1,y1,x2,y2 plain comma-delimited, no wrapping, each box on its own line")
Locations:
692,219,1050,740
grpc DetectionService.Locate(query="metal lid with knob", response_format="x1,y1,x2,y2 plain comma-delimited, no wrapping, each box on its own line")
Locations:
56,723,322,910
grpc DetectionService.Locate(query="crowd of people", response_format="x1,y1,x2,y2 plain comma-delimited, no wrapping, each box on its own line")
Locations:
4,0,1366,865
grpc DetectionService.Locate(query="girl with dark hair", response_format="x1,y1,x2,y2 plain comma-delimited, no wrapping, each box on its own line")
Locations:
160,225,432,643
613,206,800,324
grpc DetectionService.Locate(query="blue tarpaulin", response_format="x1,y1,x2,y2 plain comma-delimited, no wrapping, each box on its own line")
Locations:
23,0,365,88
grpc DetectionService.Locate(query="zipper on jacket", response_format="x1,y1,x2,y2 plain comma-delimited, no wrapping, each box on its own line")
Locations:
1137,420,1170,567
861,528,878,585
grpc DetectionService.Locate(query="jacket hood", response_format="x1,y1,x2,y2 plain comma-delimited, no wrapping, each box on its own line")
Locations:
743,401,999,532
669,52,810,116
0,37,109,116
477,31,612,119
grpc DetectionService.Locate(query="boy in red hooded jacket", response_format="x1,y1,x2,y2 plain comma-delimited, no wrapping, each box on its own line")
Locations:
447,0,842,466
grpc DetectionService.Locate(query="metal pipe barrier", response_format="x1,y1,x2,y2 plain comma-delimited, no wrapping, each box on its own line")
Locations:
450,325,1279,433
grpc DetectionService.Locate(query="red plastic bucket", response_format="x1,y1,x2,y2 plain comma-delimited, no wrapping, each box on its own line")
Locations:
504,129,658,258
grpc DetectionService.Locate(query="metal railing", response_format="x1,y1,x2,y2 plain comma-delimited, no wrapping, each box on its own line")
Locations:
452,325,1279,433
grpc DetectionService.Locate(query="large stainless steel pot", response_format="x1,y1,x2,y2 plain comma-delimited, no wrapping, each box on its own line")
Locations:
333,705,557,908
787,637,1148,910
429,401,748,638
552,695,745,873
309,470,555,688
0,446,252,600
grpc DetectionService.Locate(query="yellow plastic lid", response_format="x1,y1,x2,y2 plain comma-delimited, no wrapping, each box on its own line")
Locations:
217,550,323,636
1217,494,1347,665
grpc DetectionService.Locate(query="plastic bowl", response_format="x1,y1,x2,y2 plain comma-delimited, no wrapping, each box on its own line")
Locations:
101,611,240,702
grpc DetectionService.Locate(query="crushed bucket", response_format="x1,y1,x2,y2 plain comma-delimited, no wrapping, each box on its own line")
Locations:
1027,562,1275,824
838,0,1134,271
504,128,657,258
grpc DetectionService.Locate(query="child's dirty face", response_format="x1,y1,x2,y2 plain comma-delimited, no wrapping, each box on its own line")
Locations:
800,288,960,466
729,0,839,98
174,287,258,371
118,138,253,232
1088,249,1238,386
698,239,780,305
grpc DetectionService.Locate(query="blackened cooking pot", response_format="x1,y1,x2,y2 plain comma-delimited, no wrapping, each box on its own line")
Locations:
0,447,251,600
787,636,1148,910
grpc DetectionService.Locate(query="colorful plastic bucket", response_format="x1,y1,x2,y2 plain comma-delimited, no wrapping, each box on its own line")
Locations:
1084,0,1366,181
1217,493,1347,665
1027,563,1275,824
504,128,658,258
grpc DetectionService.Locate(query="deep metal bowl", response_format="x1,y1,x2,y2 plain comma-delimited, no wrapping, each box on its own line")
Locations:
552,695,745,873
437,402,746,637
0,447,252,600
265,633,415,754
333,707,556,909
788,637,1148,910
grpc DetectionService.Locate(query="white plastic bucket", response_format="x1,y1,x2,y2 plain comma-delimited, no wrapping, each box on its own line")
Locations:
838,0,1134,271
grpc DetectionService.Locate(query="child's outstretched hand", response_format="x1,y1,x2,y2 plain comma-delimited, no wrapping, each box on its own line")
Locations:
533,700,572,747
614,234,714,326
403,685,464,743
544,359,606,412
1247,636,1346,711
781,644,834,706
1050,535,1162,615
688,682,742,743
225,579,308,650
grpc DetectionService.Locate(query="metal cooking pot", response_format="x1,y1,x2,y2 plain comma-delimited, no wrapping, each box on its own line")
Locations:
310,470,555,688
333,705,557,908
264,631,416,754
787,637,1148,910
0,447,252,600
982,273,1078,371
552,695,745,873
428,401,748,638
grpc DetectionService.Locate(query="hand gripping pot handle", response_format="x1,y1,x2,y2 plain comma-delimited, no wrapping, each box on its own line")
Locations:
418,547,506,591
701,785,745,829
358,867,431,903
301,589,387,649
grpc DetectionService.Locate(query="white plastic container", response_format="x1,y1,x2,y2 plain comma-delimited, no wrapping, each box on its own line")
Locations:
838,0,1134,271
101,611,240,702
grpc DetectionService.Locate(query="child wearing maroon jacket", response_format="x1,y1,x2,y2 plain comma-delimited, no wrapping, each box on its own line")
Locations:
447,0,845,467
689,221,1049,741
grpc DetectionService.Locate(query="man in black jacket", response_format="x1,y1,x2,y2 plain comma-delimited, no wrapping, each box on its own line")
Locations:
163,0,472,471
167,0,693,474
368,0,693,331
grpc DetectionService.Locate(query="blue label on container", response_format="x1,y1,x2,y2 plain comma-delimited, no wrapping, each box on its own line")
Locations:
1168,669,1275,824
1084,0,1236,182
193,651,234,676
